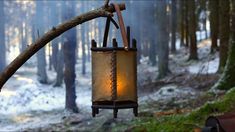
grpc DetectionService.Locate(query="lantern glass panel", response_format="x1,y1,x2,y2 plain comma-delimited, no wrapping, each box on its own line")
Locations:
91,49,137,103
116,51,137,102
92,51,113,101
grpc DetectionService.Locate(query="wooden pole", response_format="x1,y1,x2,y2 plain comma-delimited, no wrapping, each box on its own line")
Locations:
0,2,125,91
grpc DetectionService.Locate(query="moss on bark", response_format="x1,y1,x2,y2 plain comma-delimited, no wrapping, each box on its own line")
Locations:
213,0,235,90
113,87,235,132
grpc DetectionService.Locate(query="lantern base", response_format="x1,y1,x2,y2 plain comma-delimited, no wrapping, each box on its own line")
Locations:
91,101,138,118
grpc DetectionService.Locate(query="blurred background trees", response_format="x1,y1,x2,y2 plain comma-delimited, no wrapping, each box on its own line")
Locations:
0,0,6,73
0,0,234,111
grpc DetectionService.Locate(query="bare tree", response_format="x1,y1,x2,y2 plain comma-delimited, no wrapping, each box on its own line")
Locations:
171,0,177,53
218,0,230,72
188,0,198,60
209,0,219,53
179,0,185,46
0,0,6,73
35,1,48,84
61,1,78,112
81,1,86,75
157,0,170,79
212,0,235,90
185,0,189,47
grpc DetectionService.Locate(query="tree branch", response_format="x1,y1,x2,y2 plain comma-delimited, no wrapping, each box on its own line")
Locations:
104,0,110,7
0,3,125,91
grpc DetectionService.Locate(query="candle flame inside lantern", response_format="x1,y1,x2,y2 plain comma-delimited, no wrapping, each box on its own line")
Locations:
116,51,137,101
92,50,137,102
117,74,125,97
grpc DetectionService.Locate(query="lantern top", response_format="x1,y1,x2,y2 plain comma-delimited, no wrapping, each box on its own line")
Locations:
91,47,137,52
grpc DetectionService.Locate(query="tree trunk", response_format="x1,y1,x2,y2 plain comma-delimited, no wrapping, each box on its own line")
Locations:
87,37,91,62
149,39,156,66
148,1,156,66
36,1,48,84
188,0,198,60
203,17,208,39
0,0,6,73
98,17,103,47
180,0,185,47
81,1,86,75
218,0,230,73
132,1,142,64
213,0,235,90
171,0,177,53
49,1,63,86
199,0,208,39
202,6,208,39
81,24,86,75
37,47,48,83
157,0,170,79
52,39,58,71
185,0,189,47
62,2,78,112
20,24,27,53
209,0,219,53
54,45,64,87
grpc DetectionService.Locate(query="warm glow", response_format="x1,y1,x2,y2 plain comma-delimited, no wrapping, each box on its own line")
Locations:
15,75,34,84
117,75,126,97
12,115,32,123
1,90,17,98
197,39,211,48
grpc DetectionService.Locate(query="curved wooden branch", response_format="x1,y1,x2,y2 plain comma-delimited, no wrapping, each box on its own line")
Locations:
0,3,125,91
104,0,110,7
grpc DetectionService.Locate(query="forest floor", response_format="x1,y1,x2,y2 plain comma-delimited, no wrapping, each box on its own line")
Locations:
0,39,223,131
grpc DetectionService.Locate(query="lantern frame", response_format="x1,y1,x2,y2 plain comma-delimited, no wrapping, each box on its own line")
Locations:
91,3,138,118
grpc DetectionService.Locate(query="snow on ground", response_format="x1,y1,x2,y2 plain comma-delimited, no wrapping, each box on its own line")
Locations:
0,61,92,116
188,57,219,74
138,56,158,85
0,61,92,131
0,37,220,130
139,85,197,104
188,39,219,74
0,83,65,114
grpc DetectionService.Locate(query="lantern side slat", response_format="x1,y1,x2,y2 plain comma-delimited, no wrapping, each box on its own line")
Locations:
92,51,113,102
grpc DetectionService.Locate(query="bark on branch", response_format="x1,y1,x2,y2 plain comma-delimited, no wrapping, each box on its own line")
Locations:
0,3,125,91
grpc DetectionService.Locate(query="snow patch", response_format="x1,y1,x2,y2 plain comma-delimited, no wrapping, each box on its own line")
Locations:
188,57,219,74
140,85,196,103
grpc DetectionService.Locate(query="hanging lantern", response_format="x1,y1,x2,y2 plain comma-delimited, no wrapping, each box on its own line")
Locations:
91,4,138,118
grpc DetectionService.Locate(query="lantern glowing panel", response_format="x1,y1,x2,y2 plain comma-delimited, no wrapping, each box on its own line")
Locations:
116,51,137,102
92,51,113,101
91,50,137,102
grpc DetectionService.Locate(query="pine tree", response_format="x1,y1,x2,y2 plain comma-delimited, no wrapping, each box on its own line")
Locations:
188,0,198,60
179,0,185,46
157,0,170,78
209,0,219,53
81,1,86,75
185,0,189,47
0,0,6,73
62,1,78,112
213,0,235,90
218,0,230,72
171,0,177,53
35,1,48,84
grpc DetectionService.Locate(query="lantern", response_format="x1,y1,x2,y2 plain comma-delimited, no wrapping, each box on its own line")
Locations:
91,4,138,118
